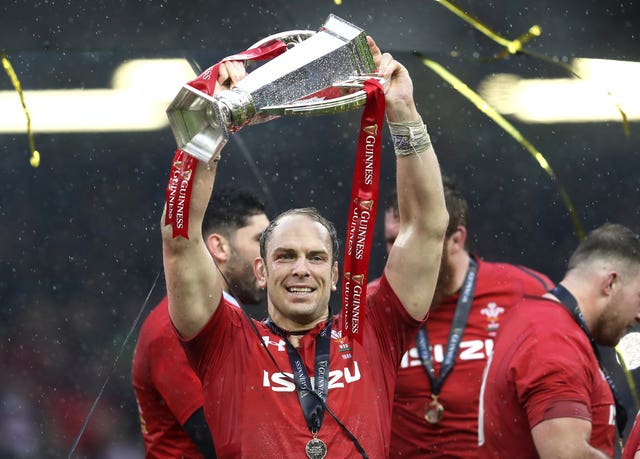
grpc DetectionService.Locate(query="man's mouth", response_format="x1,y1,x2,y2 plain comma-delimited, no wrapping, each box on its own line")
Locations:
287,287,314,294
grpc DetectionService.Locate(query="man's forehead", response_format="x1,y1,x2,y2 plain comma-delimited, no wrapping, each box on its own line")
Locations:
268,215,331,248
240,213,269,229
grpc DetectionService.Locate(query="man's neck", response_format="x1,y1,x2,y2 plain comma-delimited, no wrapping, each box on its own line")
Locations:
268,309,329,335
268,312,329,348
449,251,471,295
545,281,597,333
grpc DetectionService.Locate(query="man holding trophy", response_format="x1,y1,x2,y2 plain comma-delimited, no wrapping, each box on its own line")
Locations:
161,15,448,458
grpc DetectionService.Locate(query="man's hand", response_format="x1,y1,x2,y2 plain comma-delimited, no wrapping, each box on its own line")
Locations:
367,36,418,123
215,60,248,93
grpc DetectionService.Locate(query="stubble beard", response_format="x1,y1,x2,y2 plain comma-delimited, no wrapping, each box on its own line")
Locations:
225,255,264,305
431,252,455,311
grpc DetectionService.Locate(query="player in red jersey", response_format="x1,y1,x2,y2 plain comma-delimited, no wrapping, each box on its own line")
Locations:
624,411,640,459
375,177,553,458
479,223,640,458
161,37,449,458
622,412,640,459
133,187,268,458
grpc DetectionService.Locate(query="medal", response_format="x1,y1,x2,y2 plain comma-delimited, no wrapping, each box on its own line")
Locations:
416,258,478,426
424,395,444,424
305,435,327,459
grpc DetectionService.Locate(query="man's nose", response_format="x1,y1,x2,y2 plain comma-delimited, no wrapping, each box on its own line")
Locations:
292,256,310,276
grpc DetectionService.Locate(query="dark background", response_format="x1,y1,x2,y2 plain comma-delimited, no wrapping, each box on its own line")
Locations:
1,1,639,457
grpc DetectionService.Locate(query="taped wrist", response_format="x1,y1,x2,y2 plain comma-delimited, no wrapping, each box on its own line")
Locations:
388,116,432,157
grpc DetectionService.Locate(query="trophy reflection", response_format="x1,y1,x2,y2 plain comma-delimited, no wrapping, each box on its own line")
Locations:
166,14,382,162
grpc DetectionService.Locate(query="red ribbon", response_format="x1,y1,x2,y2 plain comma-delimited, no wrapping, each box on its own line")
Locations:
165,149,198,239
341,79,385,343
164,39,288,239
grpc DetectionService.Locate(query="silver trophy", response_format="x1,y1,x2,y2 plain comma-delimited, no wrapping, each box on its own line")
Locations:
166,14,384,162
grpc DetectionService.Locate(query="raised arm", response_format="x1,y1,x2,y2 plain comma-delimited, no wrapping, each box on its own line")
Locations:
161,61,247,339
372,38,448,320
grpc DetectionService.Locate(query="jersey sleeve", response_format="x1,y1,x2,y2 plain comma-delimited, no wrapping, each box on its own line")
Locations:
623,413,640,459
150,327,204,426
366,273,424,367
510,329,595,428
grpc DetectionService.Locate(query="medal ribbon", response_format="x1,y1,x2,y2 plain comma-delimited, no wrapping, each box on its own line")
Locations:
264,315,332,434
416,257,478,395
164,40,288,238
549,284,628,436
341,79,385,344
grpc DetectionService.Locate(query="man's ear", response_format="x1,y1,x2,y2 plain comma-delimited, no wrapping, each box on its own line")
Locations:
206,233,230,264
254,257,268,289
447,226,467,255
331,261,339,291
602,271,619,296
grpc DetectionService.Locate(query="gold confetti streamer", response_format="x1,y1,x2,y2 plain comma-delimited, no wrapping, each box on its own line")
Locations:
434,0,538,52
417,55,585,240
432,0,630,135
1,51,40,167
492,26,541,59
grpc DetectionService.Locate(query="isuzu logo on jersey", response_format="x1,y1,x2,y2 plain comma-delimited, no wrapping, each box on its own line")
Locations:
400,339,494,368
262,362,362,392
480,302,505,337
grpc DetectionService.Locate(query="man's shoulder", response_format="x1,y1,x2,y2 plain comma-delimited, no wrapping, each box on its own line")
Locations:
502,297,582,339
186,297,267,345
137,297,171,340
477,258,553,291
367,276,381,291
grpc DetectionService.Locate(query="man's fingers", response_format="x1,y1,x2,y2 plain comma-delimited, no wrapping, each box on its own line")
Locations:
216,61,247,90
367,35,382,69
378,53,396,79
227,61,247,86
217,63,230,86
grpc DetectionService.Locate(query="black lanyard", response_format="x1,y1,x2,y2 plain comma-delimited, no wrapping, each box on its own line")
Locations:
549,284,628,436
416,257,478,396
264,314,332,434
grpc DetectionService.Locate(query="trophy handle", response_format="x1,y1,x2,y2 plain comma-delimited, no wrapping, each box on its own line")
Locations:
248,30,316,53
259,76,387,116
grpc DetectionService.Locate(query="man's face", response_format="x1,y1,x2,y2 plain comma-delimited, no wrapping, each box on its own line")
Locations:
597,271,640,346
224,213,270,305
257,214,338,329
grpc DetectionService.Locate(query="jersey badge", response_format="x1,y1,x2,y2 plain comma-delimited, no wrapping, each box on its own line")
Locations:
480,302,506,337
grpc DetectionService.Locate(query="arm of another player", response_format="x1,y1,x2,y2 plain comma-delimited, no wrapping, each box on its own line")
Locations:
531,414,611,458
